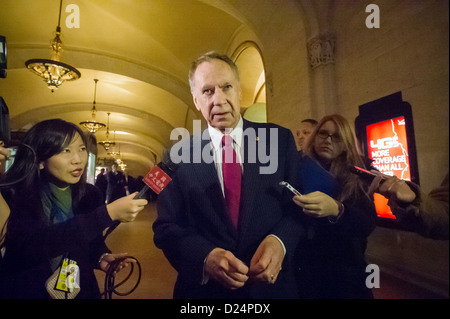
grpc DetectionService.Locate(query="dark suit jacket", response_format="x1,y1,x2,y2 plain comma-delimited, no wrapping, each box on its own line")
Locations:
294,154,377,299
0,184,113,299
153,119,304,299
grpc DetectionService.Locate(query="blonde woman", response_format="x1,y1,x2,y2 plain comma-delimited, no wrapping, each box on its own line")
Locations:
293,114,377,299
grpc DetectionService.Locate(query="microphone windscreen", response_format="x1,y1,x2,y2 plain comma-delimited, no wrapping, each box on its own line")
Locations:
133,155,178,199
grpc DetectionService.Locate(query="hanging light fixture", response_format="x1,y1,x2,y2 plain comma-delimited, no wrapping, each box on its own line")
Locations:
25,0,81,92
107,139,120,157
98,112,116,150
114,157,127,171
79,79,106,133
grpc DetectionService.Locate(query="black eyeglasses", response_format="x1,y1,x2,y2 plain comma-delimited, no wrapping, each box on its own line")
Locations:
317,130,342,143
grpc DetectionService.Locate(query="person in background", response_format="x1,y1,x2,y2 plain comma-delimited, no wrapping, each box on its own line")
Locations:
0,119,147,299
123,169,136,195
296,118,318,152
153,51,303,299
95,168,108,203
369,172,449,240
106,163,125,203
292,114,377,299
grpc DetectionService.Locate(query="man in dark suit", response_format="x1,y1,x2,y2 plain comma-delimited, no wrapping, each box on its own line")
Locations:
153,52,304,299
95,168,108,203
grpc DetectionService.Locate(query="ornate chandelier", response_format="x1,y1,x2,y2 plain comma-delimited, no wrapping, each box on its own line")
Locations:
107,140,120,158
25,0,81,92
79,79,106,133
117,159,127,171
98,112,116,150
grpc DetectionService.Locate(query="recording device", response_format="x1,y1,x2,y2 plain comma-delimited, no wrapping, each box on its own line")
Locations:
0,35,7,78
279,181,302,196
4,146,16,172
350,165,385,184
104,156,177,239
133,155,177,199
133,184,150,200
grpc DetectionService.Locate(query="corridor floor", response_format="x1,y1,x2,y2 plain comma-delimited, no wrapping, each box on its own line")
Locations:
95,202,177,299
95,202,446,300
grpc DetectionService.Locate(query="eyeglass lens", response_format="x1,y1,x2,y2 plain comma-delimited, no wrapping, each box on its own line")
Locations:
317,130,342,142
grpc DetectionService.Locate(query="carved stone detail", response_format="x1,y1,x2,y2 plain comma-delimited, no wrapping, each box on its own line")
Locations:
307,33,336,69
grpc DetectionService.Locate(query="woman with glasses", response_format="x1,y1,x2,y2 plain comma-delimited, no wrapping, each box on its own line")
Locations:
292,114,377,299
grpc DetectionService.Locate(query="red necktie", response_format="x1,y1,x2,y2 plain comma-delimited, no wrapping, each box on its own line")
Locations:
222,135,241,228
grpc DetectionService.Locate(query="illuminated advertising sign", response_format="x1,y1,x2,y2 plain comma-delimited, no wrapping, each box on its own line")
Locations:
355,92,419,228
367,116,411,219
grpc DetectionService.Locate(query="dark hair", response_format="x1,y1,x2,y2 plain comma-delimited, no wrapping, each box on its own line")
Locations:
188,51,240,92
301,118,318,126
2,119,88,201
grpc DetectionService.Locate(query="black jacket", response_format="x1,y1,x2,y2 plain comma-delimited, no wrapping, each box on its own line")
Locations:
294,155,377,299
0,184,113,299
153,120,304,299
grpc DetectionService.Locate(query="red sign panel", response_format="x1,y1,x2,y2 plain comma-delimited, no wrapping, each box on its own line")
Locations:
143,165,172,194
366,116,411,219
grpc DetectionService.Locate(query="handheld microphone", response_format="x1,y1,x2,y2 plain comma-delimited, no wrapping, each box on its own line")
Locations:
350,166,385,184
133,155,177,199
104,155,177,239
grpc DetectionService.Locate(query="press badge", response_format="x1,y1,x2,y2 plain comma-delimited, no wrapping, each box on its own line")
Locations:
55,258,80,292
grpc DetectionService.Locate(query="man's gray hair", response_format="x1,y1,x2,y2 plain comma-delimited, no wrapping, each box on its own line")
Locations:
188,51,240,92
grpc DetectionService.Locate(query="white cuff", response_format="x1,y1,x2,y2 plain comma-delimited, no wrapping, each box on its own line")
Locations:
267,234,286,255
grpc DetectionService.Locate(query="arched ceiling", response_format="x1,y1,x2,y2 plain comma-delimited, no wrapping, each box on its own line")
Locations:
0,0,265,177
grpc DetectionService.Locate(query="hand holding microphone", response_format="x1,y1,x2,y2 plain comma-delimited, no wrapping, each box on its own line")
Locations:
0,140,10,163
351,166,416,203
104,156,175,238
371,172,416,203
107,192,148,222
134,157,176,199
0,141,9,176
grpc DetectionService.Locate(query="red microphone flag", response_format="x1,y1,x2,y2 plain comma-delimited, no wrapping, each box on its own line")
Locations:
143,165,172,194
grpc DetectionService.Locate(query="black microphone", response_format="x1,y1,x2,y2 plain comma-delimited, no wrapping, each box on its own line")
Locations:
104,155,177,239
350,165,385,184
133,154,177,199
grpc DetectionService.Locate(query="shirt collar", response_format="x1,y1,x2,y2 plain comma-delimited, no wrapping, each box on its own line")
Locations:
208,116,243,151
